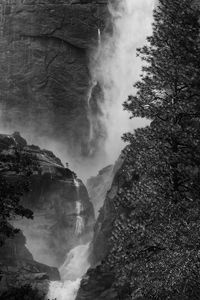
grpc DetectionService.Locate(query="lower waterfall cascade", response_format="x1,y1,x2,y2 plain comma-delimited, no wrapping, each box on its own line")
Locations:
47,178,89,300
47,243,90,300
75,202,84,236
73,178,85,236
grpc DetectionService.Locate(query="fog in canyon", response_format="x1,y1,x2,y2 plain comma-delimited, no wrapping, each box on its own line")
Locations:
0,0,154,182
0,0,154,299
49,0,154,299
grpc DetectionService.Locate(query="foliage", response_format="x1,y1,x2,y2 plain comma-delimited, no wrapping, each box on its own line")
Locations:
0,147,39,245
103,0,200,299
0,284,45,300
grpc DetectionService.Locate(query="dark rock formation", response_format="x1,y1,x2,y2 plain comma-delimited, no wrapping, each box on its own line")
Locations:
0,230,60,296
0,0,108,157
87,159,123,217
87,165,114,217
76,157,124,300
76,267,117,300
0,132,95,266
89,157,123,265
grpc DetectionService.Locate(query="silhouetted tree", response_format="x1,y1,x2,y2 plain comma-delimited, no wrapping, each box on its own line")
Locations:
0,284,45,300
0,148,39,245
104,0,200,298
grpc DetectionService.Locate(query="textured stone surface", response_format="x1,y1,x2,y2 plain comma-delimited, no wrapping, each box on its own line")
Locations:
0,0,108,157
76,267,117,300
89,156,123,266
0,132,95,266
0,230,60,295
87,164,114,217
76,157,124,300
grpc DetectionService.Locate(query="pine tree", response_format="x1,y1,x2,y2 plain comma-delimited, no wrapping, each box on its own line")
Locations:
104,0,200,299
0,149,39,245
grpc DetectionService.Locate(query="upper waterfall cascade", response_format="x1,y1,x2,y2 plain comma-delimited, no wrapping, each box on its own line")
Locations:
86,27,102,156
87,0,154,164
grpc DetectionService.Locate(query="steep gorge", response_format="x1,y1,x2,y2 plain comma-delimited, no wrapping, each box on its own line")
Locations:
0,0,155,299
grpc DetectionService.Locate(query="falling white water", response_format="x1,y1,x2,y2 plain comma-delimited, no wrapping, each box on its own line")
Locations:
73,178,85,235
86,27,102,155
76,201,82,215
98,28,101,46
87,79,98,155
47,3,154,299
48,243,90,300
89,0,154,163
75,202,84,236
47,180,89,300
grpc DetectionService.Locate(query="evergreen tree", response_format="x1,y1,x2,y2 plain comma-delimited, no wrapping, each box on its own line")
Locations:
0,148,39,245
104,0,200,299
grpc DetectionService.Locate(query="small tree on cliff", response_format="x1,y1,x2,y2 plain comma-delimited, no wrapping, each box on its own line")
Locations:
105,0,200,298
0,148,39,245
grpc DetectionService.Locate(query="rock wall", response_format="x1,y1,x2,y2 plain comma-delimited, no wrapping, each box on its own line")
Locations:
0,230,60,296
87,165,114,217
0,0,108,157
0,132,95,267
76,156,125,300
87,159,124,218
89,157,123,265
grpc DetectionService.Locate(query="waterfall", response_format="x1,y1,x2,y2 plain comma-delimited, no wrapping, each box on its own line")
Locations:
75,202,84,236
97,28,101,47
48,2,154,299
74,178,84,236
47,180,89,300
47,243,90,300
86,28,103,156
88,0,154,163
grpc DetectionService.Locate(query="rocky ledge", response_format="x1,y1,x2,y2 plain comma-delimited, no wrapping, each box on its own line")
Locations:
0,132,95,267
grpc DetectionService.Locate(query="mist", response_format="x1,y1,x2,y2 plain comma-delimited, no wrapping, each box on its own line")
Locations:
49,0,155,180
0,0,154,183
88,0,154,168
0,0,155,298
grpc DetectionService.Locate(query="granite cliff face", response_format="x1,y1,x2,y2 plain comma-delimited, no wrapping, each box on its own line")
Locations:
87,159,124,218
87,165,114,217
0,230,60,296
0,0,108,157
0,132,95,267
76,157,125,300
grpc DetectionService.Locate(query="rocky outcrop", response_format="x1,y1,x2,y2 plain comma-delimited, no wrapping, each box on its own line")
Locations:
76,157,125,300
76,267,117,300
87,159,124,217
0,132,95,266
0,230,60,296
89,157,123,265
87,165,114,217
0,0,108,157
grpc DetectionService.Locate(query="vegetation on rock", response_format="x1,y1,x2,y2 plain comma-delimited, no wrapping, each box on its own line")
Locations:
0,284,45,300
0,142,39,245
98,0,200,299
